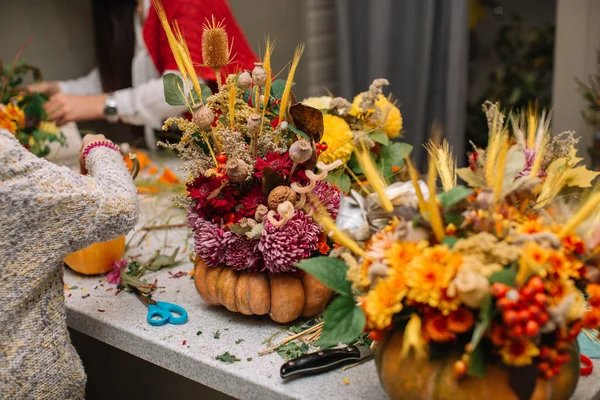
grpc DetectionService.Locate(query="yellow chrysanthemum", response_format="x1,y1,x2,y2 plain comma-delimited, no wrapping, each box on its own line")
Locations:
363,273,407,330
351,93,403,138
318,114,354,164
499,339,540,367
516,242,551,284
385,241,422,274
546,249,584,281
5,103,25,128
405,245,462,315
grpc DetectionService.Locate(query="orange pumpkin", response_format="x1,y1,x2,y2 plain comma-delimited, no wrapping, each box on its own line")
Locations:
193,257,332,323
374,330,580,400
64,236,126,275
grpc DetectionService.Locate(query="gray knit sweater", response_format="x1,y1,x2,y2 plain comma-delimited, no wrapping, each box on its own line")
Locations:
0,129,139,399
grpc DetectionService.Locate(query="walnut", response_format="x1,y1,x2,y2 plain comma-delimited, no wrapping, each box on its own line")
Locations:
267,186,297,210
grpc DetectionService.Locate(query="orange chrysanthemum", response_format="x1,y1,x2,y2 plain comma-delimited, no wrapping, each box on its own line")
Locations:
0,116,17,133
423,312,456,342
546,250,583,281
3,103,25,129
582,309,600,329
587,284,600,308
447,308,474,333
316,234,331,255
517,217,545,234
362,274,407,330
384,241,421,274
499,339,540,367
405,245,462,315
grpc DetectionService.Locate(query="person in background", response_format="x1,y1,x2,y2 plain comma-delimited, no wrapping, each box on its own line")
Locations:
0,129,139,398
29,0,257,149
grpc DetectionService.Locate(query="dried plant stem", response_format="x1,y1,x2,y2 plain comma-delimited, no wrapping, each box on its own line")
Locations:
344,164,371,195
201,131,219,167
214,67,222,92
258,322,324,356
342,354,375,371
141,223,188,231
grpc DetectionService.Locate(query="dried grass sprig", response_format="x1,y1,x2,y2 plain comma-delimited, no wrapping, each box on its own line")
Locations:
279,44,305,121
424,138,456,192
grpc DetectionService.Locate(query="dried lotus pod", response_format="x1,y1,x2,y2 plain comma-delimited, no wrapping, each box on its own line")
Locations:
225,158,249,182
267,186,297,210
289,139,313,164
192,105,215,129
238,71,252,89
252,62,267,86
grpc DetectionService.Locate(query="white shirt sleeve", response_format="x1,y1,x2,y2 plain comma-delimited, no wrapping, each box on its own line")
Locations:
113,70,188,129
58,68,103,96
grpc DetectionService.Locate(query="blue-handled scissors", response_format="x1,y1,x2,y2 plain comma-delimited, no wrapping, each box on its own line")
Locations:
129,285,188,326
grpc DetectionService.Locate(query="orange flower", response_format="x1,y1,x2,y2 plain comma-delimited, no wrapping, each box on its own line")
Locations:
405,245,462,314
384,241,421,274
362,274,407,330
490,323,506,346
317,234,330,255
124,151,151,171
499,339,540,367
0,115,17,133
562,234,586,255
447,308,474,333
587,284,600,307
423,312,456,342
137,186,160,194
517,217,544,234
158,166,180,184
3,103,25,128
582,309,600,329
546,250,583,281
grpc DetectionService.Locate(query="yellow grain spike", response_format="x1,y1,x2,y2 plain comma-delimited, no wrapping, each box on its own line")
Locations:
426,154,445,242
355,141,393,212
526,104,538,150
404,157,428,214
559,192,600,239
529,135,547,178
424,139,456,192
152,0,187,81
262,37,274,111
279,44,305,121
493,138,510,204
228,77,237,129
173,22,202,98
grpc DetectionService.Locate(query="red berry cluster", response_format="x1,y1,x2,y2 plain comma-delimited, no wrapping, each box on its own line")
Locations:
537,344,572,379
491,277,549,339
315,142,328,156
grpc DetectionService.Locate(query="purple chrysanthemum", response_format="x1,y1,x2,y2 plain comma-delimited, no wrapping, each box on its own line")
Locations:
192,218,230,267
258,210,320,273
187,207,202,230
312,180,341,218
223,233,262,272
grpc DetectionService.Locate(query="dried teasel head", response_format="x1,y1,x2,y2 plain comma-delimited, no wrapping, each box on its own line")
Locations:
247,114,261,136
267,185,297,210
252,62,267,86
238,71,252,90
225,158,250,182
192,105,215,129
202,17,230,69
289,139,313,164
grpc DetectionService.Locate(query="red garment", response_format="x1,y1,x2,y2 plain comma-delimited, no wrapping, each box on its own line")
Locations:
143,0,257,81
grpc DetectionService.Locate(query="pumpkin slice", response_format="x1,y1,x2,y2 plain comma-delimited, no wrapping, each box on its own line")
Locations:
234,272,254,315
300,272,332,317
247,272,271,315
216,268,239,312
204,265,225,305
269,274,305,323
64,236,126,275
194,259,220,305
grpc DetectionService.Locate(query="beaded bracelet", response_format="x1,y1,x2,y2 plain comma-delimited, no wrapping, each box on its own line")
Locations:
82,141,121,163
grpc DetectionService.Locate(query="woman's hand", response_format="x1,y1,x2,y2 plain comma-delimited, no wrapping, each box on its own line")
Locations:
45,93,107,126
79,133,114,175
27,81,61,96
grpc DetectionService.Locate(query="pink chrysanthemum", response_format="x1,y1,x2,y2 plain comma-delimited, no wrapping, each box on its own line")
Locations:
312,180,341,218
107,259,128,285
224,233,262,271
258,210,320,273
193,218,230,267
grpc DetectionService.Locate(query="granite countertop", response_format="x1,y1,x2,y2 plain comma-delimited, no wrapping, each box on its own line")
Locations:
63,157,600,400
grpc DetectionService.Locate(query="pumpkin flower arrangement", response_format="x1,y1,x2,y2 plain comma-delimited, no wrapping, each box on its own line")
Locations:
302,79,412,194
298,103,600,398
153,1,343,323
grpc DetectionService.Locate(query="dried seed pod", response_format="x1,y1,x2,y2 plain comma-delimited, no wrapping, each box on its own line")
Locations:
202,18,230,69
238,71,252,89
254,204,269,223
247,114,261,136
289,139,313,164
192,105,215,129
252,62,267,86
225,158,249,182
267,186,297,210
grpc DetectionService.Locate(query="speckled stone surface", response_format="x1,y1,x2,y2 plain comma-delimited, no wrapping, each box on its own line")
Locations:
64,157,600,400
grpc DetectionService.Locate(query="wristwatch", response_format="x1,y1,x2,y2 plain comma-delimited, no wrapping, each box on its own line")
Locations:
104,93,119,123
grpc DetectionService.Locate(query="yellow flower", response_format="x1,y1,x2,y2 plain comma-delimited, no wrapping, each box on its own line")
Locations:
363,273,407,330
499,339,540,367
318,114,354,164
405,245,462,315
385,241,421,274
0,103,25,133
302,96,332,110
516,242,550,284
0,115,17,133
351,93,403,138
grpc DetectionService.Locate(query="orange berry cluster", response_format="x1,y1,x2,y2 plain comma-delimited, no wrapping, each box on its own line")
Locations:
537,344,571,379
315,142,328,156
492,277,548,339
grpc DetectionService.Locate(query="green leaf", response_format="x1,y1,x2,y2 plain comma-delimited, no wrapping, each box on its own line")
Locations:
188,84,213,104
386,142,413,166
348,153,362,174
147,248,179,271
370,131,389,146
163,73,187,106
216,352,240,363
489,268,517,287
235,339,244,345
288,124,309,139
296,257,351,296
467,341,486,377
437,186,472,208
468,295,492,377
318,296,366,346
444,213,463,227
276,342,309,360
213,330,221,339
441,236,458,248
270,79,288,100
325,168,351,194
